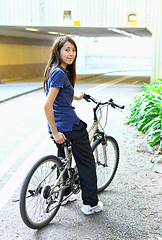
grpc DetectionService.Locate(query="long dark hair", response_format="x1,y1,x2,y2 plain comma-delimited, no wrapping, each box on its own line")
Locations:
43,36,77,91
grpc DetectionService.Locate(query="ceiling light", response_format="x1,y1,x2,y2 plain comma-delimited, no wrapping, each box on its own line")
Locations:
26,28,39,32
107,28,138,37
107,28,122,34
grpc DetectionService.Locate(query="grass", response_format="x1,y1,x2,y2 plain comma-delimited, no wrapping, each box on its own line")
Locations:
126,79,162,153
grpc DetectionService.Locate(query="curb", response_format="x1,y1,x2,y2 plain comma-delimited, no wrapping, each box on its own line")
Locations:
0,86,43,103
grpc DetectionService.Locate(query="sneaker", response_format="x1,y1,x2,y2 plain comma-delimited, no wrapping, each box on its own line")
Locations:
81,201,103,215
61,193,77,206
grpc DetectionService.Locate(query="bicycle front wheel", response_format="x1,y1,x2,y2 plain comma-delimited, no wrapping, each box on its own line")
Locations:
92,136,119,193
20,155,65,229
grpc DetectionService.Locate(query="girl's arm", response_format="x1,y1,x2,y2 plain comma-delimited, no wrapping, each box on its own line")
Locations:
74,92,85,100
44,87,66,144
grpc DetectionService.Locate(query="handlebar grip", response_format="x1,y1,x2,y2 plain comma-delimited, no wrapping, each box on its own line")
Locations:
119,104,125,109
109,98,125,109
116,104,125,109
112,102,125,109
83,93,97,104
83,94,91,102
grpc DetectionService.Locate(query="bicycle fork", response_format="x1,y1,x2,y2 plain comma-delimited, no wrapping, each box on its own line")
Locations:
95,136,108,167
102,142,108,167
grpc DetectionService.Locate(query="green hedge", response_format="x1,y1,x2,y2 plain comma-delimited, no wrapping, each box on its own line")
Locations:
126,79,162,152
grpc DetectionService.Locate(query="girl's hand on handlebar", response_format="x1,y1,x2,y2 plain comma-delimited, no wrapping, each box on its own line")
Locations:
53,132,66,144
74,92,85,100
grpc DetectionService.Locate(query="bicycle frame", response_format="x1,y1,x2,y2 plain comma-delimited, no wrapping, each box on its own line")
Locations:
51,144,73,194
88,120,99,143
88,119,108,165
51,159,70,194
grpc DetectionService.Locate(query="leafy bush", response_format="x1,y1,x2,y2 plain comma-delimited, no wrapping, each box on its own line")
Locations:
126,79,162,152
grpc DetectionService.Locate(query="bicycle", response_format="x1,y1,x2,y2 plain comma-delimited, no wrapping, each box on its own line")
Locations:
19,94,124,229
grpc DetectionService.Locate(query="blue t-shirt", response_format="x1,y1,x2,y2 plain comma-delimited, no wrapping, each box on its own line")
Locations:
45,65,80,132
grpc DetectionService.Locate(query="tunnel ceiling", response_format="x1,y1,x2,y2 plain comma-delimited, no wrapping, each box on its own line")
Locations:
0,25,152,40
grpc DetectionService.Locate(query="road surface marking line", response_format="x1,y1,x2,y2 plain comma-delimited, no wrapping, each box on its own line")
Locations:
91,79,101,83
133,80,139,84
0,127,45,179
86,75,134,94
91,76,130,93
0,138,51,211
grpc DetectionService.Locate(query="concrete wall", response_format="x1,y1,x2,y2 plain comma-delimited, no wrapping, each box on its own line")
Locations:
0,35,53,82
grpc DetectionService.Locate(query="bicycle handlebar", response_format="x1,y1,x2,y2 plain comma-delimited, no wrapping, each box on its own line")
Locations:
83,94,125,110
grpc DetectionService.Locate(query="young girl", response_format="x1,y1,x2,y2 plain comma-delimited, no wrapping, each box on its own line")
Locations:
43,36,103,215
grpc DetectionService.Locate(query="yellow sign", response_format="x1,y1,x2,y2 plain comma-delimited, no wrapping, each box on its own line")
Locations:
74,21,80,26
127,11,138,25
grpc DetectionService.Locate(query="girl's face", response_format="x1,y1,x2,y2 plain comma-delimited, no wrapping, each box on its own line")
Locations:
60,41,76,69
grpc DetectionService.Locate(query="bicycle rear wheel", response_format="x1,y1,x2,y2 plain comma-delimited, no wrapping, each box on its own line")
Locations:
20,155,65,229
92,136,119,193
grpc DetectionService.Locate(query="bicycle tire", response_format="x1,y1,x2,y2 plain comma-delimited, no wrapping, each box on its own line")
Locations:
92,136,119,193
20,155,65,229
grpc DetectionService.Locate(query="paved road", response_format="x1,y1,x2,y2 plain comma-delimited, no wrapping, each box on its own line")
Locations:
0,73,161,240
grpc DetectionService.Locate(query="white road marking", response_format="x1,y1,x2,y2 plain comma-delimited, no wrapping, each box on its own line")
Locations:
86,75,134,94
0,127,45,179
0,137,51,211
133,80,139,84
91,79,101,83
